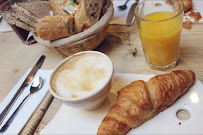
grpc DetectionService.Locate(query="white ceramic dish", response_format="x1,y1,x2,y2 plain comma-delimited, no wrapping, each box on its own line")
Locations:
42,73,203,134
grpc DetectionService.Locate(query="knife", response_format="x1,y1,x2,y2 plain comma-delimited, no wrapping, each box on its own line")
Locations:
0,55,46,126
126,0,139,26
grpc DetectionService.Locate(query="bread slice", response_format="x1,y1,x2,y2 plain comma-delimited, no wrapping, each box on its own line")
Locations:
13,1,52,22
74,0,104,33
11,5,36,27
5,2,52,33
85,0,104,24
6,16,35,32
36,15,74,40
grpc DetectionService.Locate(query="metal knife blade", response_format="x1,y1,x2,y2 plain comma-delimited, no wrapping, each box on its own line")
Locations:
0,55,45,126
126,0,139,26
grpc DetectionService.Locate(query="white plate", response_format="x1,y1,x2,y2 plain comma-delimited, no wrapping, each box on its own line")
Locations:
40,73,203,134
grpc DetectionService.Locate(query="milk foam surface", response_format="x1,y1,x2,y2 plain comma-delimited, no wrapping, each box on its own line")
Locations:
51,53,112,98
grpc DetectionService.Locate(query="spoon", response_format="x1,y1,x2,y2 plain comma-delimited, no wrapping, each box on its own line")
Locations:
118,0,130,10
0,76,43,133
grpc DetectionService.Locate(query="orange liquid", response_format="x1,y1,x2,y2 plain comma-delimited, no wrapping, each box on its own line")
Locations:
138,12,182,66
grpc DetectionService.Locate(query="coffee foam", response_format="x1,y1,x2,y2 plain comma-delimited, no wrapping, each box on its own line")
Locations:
51,53,112,98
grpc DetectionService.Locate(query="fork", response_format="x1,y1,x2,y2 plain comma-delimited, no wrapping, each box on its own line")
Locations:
118,0,130,10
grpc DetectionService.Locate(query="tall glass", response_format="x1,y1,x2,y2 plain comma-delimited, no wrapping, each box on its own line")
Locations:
134,0,184,70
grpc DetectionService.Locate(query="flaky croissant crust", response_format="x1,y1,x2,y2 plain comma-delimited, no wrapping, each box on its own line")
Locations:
97,70,195,135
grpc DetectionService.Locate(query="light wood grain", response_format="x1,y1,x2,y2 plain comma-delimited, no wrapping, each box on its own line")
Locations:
20,92,53,135
34,98,61,135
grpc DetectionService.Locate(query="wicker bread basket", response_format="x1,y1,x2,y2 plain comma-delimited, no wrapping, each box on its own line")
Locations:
34,0,114,57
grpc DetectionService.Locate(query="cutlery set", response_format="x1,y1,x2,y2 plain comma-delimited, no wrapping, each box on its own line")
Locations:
0,55,45,133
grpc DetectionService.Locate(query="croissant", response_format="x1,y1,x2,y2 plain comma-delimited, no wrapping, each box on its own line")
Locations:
97,70,195,135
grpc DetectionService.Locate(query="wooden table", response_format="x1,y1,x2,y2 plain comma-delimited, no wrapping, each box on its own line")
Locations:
0,21,203,134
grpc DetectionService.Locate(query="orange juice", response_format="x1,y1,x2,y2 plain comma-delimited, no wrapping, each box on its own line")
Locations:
138,12,182,68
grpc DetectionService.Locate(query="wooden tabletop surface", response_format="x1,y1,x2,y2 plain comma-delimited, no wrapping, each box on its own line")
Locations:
0,21,203,134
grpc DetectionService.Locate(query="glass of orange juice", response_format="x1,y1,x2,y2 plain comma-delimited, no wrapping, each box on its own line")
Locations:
134,0,184,70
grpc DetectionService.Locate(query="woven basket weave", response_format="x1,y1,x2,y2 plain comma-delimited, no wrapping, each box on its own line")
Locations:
34,1,114,57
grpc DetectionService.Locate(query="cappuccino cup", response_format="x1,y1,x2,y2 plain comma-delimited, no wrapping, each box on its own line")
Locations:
49,51,114,110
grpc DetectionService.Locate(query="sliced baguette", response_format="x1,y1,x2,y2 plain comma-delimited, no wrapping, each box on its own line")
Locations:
36,15,74,41
85,0,104,24
74,0,104,33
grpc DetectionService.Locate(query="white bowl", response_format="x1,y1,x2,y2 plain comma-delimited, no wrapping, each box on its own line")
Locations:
49,51,114,110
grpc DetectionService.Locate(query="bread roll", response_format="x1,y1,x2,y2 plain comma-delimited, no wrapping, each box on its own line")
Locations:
74,0,103,33
97,70,195,135
36,15,74,40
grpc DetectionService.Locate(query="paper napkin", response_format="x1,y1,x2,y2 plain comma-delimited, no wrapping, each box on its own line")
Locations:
0,69,52,134
0,19,12,32
110,0,136,25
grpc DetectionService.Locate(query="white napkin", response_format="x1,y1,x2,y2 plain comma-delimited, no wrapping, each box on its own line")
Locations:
110,0,136,25
0,69,52,134
40,73,203,134
0,19,12,32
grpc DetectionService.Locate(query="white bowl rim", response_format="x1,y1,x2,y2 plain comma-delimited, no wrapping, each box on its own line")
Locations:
49,51,114,102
